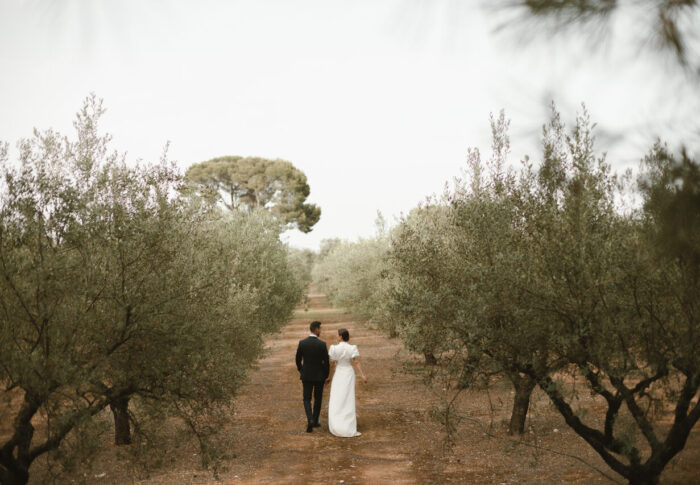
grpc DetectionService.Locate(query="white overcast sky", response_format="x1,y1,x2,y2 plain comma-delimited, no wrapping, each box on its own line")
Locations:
1,0,698,249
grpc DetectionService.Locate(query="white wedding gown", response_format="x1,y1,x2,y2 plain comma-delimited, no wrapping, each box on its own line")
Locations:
328,341,361,437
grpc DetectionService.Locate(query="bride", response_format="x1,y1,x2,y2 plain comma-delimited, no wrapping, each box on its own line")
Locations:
328,328,367,437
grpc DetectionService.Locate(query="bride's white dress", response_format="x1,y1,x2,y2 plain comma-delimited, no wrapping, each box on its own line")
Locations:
328,341,361,437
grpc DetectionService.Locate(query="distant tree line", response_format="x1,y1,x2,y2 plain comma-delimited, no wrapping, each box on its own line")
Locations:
0,96,305,485
313,107,700,485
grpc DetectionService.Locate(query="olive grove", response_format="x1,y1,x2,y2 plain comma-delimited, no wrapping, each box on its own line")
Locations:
0,96,304,485
312,237,390,323
312,107,700,484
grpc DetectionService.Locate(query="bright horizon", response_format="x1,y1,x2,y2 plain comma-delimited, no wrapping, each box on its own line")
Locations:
1,0,698,250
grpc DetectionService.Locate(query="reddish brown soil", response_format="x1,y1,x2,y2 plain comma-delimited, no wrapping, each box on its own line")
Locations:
25,292,700,484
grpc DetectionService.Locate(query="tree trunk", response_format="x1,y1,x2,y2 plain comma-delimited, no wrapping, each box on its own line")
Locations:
0,464,30,485
110,397,132,445
507,372,536,435
424,351,437,366
627,470,660,485
0,394,39,485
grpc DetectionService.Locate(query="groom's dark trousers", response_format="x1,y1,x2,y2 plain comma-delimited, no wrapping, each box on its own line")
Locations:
296,335,330,425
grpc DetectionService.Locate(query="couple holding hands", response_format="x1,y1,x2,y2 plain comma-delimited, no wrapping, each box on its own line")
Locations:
295,321,367,437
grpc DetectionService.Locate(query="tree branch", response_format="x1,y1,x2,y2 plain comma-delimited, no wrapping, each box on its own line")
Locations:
537,375,631,478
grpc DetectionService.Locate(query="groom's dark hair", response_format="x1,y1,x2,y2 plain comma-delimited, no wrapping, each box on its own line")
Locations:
338,328,349,341
310,321,322,333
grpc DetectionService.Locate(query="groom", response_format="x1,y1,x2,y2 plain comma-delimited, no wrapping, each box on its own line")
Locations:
295,320,330,433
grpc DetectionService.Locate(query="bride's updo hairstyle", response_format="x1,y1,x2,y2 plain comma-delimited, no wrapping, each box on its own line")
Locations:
338,328,350,342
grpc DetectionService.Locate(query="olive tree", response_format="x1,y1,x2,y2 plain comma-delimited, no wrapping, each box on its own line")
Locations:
384,204,458,365
383,112,551,433
384,105,700,482
498,108,700,484
0,96,302,485
444,160,549,435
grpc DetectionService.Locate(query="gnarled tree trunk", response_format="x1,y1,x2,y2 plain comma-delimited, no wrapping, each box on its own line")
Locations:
1,394,40,485
0,462,30,485
110,396,132,445
627,471,660,485
506,372,536,435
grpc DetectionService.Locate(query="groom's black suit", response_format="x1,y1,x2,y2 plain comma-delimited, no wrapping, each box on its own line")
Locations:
295,335,330,427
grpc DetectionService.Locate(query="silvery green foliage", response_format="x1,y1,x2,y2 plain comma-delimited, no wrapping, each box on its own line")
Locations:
383,105,700,484
385,204,457,361
312,237,391,324
0,95,301,484
512,109,700,484
385,111,546,433
287,247,315,294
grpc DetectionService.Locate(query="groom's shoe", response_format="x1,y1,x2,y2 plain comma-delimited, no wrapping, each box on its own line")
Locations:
306,422,313,433
312,422,321,428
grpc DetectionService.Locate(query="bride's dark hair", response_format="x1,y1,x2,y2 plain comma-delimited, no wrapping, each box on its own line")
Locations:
338,328,350,341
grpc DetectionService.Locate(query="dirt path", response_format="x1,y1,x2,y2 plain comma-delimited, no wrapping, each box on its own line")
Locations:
211,293,700,485
222,292,446,484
